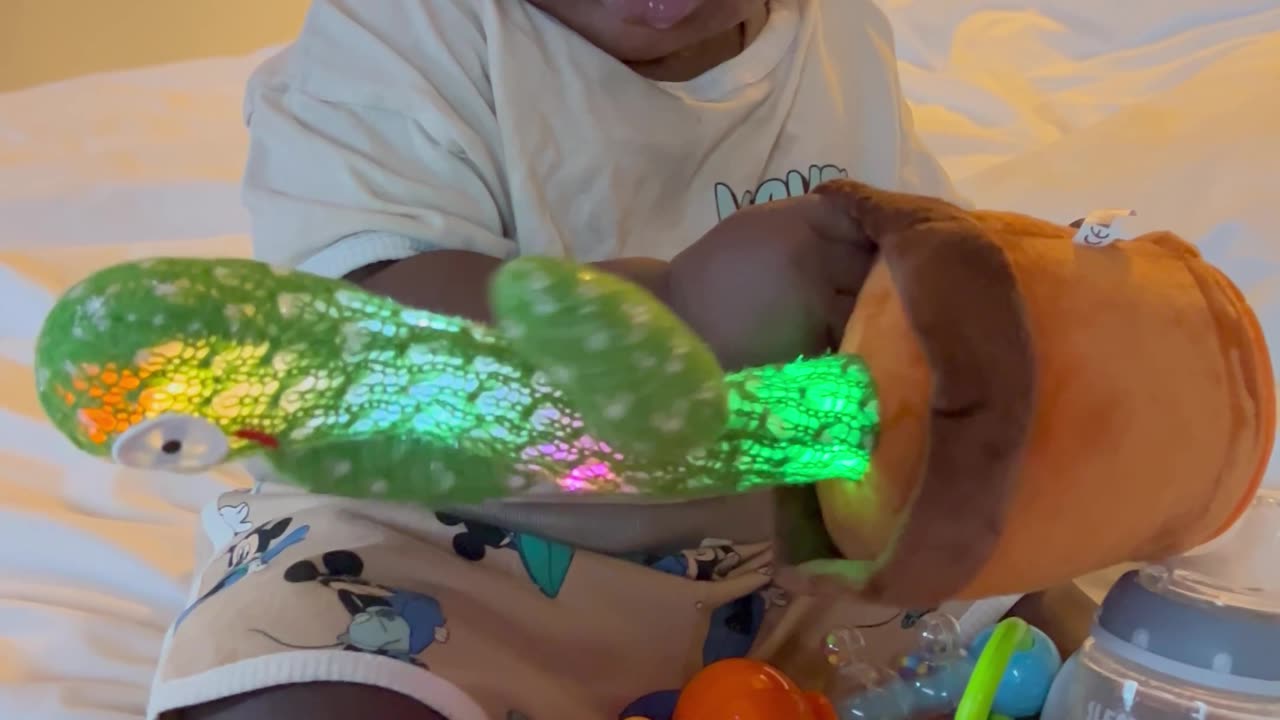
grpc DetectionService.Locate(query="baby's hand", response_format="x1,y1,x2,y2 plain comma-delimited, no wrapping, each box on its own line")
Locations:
668,191,875,370
769,485,862,600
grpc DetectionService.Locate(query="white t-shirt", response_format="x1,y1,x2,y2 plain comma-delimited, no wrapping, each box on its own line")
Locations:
243,0,957,278
239,0,974,559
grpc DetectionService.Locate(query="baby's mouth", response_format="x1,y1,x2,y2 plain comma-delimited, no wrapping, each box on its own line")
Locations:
605,0,704,29
233,428,280,450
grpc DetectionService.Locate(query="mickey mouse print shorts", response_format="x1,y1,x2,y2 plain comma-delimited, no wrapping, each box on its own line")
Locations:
147,485,1008,720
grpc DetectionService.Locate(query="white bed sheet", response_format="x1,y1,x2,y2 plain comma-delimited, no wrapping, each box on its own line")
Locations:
2,1,1279,716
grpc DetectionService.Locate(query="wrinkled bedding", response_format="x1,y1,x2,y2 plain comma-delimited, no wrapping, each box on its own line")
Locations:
1,1,1278,716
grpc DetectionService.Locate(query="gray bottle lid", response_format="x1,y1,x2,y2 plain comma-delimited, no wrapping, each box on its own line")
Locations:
1096,570,1280,689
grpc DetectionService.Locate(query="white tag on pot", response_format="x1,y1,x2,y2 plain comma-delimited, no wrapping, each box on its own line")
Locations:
1073,209,1137,247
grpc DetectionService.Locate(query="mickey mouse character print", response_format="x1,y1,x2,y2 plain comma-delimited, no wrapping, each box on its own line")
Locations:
174,517,311,629
251,550,450,668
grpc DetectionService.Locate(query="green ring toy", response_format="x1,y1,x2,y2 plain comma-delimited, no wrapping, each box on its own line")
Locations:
956,617,1032,720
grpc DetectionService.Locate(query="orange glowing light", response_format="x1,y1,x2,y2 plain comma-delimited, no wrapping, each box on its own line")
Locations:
67,361,155,444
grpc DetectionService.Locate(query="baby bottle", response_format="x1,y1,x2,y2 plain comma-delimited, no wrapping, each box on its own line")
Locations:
1040,490,1280,719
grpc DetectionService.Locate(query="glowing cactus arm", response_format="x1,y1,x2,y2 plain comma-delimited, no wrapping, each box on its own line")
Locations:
35,257,879,506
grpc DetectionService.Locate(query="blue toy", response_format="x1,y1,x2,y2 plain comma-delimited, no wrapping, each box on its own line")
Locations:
966,620,1062,718
826,612,1062,719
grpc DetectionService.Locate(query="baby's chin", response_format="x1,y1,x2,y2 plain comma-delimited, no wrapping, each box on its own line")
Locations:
529,0,760,63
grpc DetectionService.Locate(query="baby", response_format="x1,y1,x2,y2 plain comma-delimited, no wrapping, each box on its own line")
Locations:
149,1,1086,719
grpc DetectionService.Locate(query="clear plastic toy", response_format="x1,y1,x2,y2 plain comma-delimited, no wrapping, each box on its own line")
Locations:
825,611,1061,719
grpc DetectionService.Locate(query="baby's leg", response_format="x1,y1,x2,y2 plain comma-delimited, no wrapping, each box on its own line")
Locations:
152,491,723,720
1006,581,1096,656
152,494,487,719
185,684,445,720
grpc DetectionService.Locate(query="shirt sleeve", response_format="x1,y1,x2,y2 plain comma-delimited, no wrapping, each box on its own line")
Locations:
855,0,969,210
241,0,516,278
895,99,971,208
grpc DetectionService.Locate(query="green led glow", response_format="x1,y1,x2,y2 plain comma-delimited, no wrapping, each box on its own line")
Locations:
34,257,878,506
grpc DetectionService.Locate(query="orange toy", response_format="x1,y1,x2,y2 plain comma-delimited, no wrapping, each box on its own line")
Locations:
796,181,1275,606
673,658,837,720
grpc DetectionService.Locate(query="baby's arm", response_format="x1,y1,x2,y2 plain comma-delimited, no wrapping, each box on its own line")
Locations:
242,2,674,321
349,250,672,323
243,3,673,324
